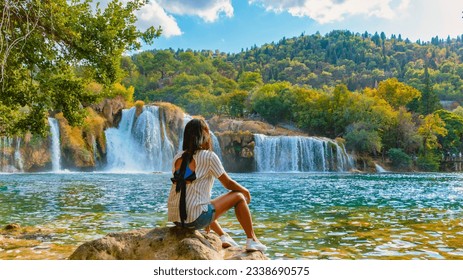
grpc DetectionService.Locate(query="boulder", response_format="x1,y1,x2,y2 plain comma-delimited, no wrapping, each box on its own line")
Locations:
69,226,267,260
4,224,21,231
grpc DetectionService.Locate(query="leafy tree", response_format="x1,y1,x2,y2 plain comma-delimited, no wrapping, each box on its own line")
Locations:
388,148,412,169
151,50,180,80
419,66,441,115
370,78,421,109
434,109,463,154
345,122,382,155
0,0,159,135
223,90,248,118
251,82,291,125
238,72,263,91
418,114,448,155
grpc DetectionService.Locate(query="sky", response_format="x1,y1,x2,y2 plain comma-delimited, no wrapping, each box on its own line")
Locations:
113,0,463,53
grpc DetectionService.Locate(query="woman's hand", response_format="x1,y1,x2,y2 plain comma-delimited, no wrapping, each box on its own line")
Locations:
219,172,251,203
241,188,251,204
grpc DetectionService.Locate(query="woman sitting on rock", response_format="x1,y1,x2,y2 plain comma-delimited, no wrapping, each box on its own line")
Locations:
167,118,266,252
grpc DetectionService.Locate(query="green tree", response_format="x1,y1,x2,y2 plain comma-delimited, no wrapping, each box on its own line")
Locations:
388,148,412,170
345,122,382,155
0,0,159,135
418,113,447,155
238,72,263,91
371,78,421,109
251,82,291,125
419,66,441,115
434,109,463,154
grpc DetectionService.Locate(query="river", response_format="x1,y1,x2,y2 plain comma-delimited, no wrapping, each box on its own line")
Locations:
1,172,463,259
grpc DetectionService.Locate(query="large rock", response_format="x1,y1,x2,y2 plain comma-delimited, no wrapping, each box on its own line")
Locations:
69,227,267,260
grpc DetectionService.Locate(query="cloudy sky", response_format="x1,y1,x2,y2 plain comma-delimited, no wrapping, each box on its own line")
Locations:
127,0,463,53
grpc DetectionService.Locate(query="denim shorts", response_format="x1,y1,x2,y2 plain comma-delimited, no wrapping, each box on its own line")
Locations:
175,204,215,230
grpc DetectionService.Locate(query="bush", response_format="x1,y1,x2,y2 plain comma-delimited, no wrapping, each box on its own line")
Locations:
416,154,440,171
388,148,412,169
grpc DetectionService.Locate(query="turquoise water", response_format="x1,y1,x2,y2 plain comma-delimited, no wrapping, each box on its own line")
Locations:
1,172,463,259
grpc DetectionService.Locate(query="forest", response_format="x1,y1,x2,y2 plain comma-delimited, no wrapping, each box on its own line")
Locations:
2,1,463,171
120,30,463,171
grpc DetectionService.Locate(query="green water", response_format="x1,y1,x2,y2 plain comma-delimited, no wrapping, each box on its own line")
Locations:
1,172,463,259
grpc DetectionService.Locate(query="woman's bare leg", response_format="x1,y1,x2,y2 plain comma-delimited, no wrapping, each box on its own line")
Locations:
211,191,257,241
209,220,225,236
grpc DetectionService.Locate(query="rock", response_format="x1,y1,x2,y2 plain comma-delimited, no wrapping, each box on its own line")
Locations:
4,224,21,230
69,226,268,260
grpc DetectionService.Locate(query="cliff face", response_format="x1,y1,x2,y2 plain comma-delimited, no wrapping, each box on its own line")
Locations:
215,131,256,172
91,96,126,128
155,102,185,152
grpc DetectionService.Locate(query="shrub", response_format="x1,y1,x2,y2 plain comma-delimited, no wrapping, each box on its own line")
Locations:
388,148,412,169
416,154,440,171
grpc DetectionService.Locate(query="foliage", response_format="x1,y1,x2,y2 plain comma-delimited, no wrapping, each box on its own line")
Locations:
434,109,463,154
251,82,292,125
388,148,412,169
417,114,448,154
366,78,421,109
344,122,382,155
416,154,441,172
0,0,159,136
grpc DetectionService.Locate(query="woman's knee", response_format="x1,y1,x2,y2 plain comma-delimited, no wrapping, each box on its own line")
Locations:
233,192,246,205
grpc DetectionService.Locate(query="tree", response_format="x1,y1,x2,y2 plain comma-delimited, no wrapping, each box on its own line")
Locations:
345,122,382,155
0,0,160,135
251,82,291,125
372,78,421,109
418,114,447,155
419,66,441,115
238,72,263,91
151,50,179,80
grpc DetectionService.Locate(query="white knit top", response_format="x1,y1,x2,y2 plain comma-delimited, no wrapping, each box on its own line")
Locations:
167,150,225,223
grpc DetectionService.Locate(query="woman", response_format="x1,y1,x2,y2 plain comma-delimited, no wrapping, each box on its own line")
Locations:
167,118,266,252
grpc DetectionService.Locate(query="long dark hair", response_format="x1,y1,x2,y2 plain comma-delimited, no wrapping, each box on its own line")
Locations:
182,118,212,156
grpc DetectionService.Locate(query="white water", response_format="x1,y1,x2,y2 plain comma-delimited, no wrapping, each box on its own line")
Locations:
14,137,24,172
375,163,388,173
0,136,24,172
254,134,355,172
48,117,62,172
105,106,175,172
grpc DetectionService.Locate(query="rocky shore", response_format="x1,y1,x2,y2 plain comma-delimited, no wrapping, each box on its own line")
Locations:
69,226,267,260
1,223,267,260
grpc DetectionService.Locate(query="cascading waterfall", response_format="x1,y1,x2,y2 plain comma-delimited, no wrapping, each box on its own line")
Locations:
14,137,24,172
105,106,175,172
254,134,355,172
210,131,223,160
48,117,62,172
0,136,24,172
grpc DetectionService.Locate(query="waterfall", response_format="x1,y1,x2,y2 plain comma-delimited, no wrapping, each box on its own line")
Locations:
375,163,388,173
0,136,24,172
48,117,62,172
254,134,355,172
105,106,175,172
210,131,223,160
14,137,24,172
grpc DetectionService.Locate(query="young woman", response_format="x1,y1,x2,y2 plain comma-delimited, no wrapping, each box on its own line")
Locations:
167,118,266,252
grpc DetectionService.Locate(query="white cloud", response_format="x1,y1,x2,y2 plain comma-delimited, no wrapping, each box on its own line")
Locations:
157,0,234,23
248,0,411,24
136,1,182,38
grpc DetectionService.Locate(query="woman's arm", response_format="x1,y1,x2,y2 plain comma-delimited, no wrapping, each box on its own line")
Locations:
218,172,251,203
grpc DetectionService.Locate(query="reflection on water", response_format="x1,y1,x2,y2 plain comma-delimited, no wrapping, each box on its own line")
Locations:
1,172,463,259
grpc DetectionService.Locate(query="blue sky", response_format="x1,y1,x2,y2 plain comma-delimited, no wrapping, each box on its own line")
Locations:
123,0,463,53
